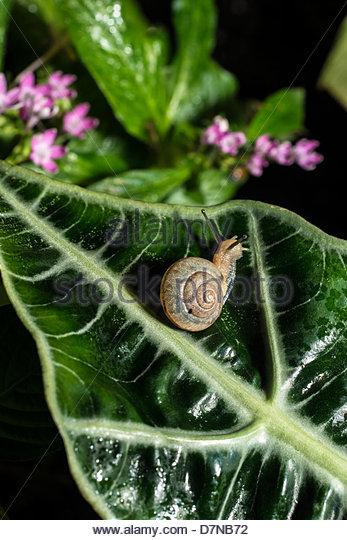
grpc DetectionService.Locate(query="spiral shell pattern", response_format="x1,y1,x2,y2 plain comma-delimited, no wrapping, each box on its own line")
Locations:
160,257,225,332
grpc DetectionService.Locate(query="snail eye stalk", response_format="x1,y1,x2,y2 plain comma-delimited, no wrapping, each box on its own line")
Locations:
201,209,223,245
227,234,248,251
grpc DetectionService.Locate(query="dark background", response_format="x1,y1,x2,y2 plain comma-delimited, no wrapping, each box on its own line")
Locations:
1,0,346,520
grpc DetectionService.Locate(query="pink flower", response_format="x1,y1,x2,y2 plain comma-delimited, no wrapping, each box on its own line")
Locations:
201,116,229,145
219,131,246,155
294,138,324,170
201,116,247,155
48,71,77,100
19,73,57,128
26,95,57,129
246,134,323,176
255,135,294,164
269,141,295,165
246,154,269,177
63,103,99,138
18,73,49,106
30,129,67,172
255,134,277,156
0,73,20,113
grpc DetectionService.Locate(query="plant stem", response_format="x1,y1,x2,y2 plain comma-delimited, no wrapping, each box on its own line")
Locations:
206,146,219,168
14,33,70,84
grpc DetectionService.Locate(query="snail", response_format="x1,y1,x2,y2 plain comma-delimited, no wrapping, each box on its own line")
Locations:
160,209,248,332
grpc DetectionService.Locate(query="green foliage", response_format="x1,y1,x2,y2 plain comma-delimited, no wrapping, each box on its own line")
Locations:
197,168,239,204
0,0,310,205
89,167,191,203
50,133,144,186
247,88,305,140
0,161,346,518
0,0,12,70
56,0,237,145
89,167,240,206
167,0,217,121
172,60,238,124
25,0,65,30
319,17,347,110
56,0,169,142
166,168,239,206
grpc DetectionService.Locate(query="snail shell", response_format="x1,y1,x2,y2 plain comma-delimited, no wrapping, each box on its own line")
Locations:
160,235,246,332
160,257,225,332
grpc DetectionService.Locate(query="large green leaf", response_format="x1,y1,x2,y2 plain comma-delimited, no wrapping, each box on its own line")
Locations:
172,60,238,124
89,168,191,203
0,304,59,460
90,168,240,206
319,17,347,110
47,133,144,186
166,169,239,206
247,88,305,140
56,0,168,141
194,169,239,206
0,161,346,519
167,0,217,122
0,0,11,70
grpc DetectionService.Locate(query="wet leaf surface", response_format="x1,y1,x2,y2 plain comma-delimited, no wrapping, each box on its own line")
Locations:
0,161,346,519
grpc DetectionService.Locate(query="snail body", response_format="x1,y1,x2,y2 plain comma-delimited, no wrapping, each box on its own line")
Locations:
160,211,247,332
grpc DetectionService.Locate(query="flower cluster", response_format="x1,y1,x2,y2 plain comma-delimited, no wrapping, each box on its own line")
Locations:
201,116,246,156
248,134,324,177
0,71,99,172
201,116,323,178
